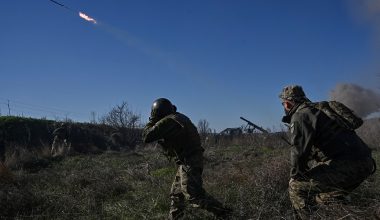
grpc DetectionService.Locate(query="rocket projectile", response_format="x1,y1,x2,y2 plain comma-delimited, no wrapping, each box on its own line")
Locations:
48,0,96,24
49,0,65,7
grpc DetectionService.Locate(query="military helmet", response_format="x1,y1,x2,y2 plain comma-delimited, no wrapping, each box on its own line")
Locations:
151,98,176,119
279,85,309,102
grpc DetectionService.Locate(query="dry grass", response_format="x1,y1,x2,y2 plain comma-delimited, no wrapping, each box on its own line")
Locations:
0,134,378,219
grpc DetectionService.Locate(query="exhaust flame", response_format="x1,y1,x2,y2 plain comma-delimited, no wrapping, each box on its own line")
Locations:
79,12,97,24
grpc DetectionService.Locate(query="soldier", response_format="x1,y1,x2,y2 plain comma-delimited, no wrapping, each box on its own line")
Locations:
108,132,122,151
142,98,232,220
279,85,375,219
51,123,72,157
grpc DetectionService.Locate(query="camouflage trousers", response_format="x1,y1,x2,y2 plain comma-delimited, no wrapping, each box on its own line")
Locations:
51,136,72,157
169,164,230,220
289,158,374,219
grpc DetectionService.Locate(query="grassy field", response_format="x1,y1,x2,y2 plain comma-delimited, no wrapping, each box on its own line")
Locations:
0,143,379,219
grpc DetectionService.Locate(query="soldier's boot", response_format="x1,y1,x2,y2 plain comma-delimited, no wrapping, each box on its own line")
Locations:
168,209,184,220
168,195,185,220
168,207,185,220
190,196,233,220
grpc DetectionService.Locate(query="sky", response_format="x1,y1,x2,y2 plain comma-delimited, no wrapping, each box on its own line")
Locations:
0,0,379,131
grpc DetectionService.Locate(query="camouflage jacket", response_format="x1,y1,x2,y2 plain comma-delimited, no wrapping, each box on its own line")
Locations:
287,102,372,179
142,112,204,166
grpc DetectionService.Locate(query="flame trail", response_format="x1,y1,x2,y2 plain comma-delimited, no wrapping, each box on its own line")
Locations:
79,12,97,24
49,0,97,25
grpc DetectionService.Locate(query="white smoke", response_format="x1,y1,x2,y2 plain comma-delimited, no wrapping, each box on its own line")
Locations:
329,83,380,118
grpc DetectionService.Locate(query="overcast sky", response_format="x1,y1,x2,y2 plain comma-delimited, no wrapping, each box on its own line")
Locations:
0,0,379,131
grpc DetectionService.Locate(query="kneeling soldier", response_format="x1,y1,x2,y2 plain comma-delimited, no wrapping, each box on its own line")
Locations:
279,85,375,219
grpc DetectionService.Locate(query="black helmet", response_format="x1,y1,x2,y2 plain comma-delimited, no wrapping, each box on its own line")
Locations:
151,98,176,119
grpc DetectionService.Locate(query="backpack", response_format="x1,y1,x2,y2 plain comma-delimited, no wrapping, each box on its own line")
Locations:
312,101,363,130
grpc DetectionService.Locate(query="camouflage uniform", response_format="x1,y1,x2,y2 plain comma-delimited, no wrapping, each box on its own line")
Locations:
280,85,375,219
143,112,231,219
51,125,72,157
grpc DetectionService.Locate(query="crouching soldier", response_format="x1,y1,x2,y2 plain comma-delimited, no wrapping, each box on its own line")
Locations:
279,85,376,219
142,98,232,220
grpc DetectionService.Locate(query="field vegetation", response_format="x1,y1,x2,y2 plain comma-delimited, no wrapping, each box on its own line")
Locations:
0,116,379,219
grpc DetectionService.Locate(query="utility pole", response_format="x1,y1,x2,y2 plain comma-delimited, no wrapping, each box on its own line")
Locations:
90,111,97,124
7,100,10,116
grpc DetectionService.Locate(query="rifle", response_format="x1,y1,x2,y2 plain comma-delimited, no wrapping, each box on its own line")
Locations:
240,117,269,134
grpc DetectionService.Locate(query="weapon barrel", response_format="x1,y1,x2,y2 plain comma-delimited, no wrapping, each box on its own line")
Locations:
240,117,269,133
240,117,250,124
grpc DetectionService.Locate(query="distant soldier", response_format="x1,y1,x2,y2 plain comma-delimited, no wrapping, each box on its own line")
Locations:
279,85,376,219
142,98,232,220
109,132,122,151
51,123,72,157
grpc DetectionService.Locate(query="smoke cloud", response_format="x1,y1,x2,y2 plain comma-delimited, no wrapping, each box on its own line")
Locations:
329,83,380,118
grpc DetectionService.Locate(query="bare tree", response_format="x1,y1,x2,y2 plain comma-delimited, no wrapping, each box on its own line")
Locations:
198,119,212,145
198,119,211,135
100,101,141,150
100,102,140,129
